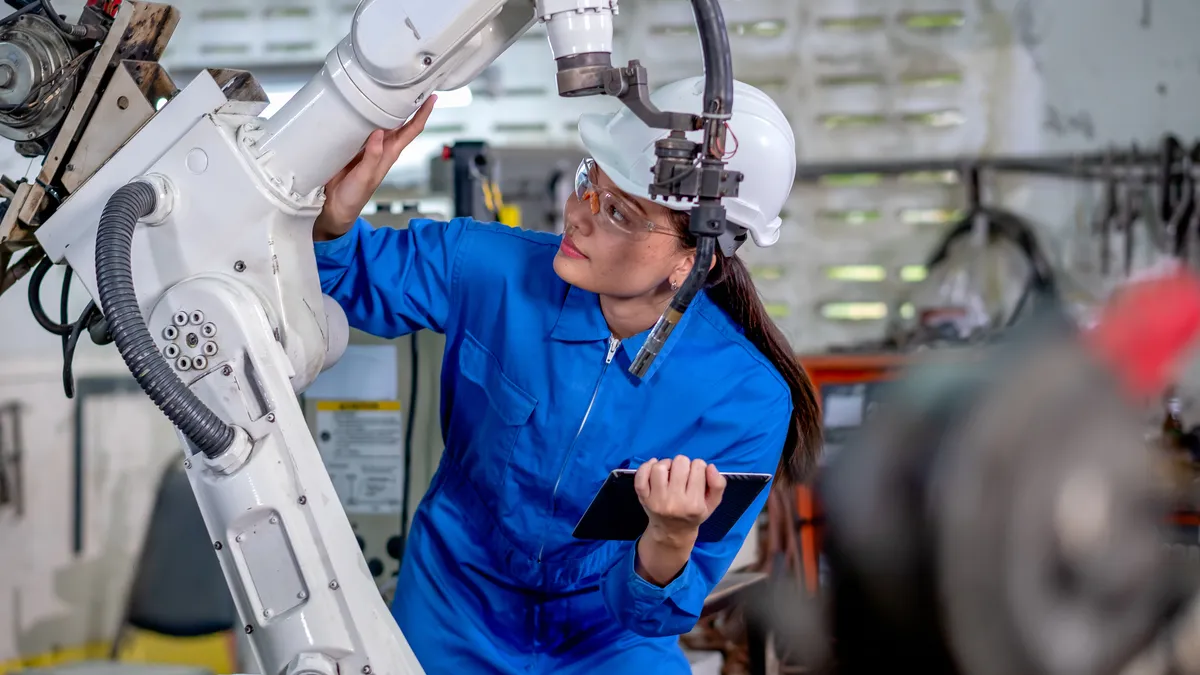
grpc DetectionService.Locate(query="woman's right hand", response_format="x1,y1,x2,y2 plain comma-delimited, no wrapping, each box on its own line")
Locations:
313,95,438,241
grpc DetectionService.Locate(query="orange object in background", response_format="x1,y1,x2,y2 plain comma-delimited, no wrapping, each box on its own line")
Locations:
794,353,910,593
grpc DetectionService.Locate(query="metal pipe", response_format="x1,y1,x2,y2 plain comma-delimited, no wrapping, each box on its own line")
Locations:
791,152,1196,183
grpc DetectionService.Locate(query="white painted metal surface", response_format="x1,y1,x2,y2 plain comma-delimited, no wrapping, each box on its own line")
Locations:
0,356,179,665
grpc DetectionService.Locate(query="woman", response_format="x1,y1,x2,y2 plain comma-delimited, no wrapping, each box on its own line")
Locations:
314,77,822,674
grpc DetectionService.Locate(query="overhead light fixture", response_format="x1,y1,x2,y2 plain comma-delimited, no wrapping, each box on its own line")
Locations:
260,85,473,119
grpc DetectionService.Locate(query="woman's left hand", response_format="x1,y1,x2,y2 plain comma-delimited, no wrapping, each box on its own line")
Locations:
634,456,727,548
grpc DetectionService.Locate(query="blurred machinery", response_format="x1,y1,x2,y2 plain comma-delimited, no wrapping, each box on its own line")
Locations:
749,271,1200,675
427,141,584,231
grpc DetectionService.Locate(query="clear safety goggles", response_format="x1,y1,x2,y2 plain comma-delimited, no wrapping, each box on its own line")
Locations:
573,158,677,240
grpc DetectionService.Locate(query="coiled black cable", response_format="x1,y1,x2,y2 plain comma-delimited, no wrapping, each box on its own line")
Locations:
28,255,71,336
95,181,234,458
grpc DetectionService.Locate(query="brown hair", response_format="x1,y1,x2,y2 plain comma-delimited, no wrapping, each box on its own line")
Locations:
670,211,823,484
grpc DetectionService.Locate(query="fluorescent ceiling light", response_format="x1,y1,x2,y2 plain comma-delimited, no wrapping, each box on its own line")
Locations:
261,86,472,118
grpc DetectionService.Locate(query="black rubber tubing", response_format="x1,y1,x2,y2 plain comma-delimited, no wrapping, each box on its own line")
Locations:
95,180,234,458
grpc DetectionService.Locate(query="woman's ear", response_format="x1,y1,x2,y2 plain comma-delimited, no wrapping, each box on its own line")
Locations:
672,250,695,282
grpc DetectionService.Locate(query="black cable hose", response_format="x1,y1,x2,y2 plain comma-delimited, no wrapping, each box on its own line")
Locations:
61,301,94,399
627,0,732,379
28,255,71,336
670,235,714,315
95,181,234,458
690,0,734,115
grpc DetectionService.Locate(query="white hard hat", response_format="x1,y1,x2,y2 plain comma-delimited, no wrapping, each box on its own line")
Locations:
578,76,796,251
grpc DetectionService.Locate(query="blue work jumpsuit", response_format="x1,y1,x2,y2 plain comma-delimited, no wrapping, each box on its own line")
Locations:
315,217,791,674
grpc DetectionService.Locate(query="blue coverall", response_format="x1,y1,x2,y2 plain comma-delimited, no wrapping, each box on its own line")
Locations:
315,216,791,674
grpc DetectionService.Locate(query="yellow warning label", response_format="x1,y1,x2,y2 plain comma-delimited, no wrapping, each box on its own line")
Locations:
316,400,401,412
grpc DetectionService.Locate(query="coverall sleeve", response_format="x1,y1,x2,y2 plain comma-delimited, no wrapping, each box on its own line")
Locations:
314,216,469,338
599,394,791,638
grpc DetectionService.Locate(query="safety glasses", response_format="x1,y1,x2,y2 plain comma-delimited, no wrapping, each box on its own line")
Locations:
573,158,677,240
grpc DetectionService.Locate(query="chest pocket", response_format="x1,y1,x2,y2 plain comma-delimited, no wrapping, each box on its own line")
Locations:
452,332,537,503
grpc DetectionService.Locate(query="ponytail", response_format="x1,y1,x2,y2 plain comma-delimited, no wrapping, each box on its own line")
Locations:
671,212,823,484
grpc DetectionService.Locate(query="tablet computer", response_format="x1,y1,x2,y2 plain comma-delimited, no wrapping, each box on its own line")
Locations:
572,469,771,543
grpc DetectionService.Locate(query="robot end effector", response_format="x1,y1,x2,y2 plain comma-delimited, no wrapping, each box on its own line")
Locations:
544,0,745,377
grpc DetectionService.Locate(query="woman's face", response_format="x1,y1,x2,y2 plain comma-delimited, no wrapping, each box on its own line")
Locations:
552,161,693,299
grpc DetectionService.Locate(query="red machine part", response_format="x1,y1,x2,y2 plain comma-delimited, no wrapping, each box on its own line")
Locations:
85,0,122,18
1084,270,1200,399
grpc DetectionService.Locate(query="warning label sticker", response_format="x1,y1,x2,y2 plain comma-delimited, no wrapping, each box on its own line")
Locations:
315,400,406,514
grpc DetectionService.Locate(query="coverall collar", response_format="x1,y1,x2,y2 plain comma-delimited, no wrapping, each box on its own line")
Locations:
550,284,701,380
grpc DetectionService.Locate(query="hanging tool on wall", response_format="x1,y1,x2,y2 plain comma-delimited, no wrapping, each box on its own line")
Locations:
0,401,24,516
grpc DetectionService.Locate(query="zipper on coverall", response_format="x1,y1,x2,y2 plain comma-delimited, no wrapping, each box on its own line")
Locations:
537,335,621,563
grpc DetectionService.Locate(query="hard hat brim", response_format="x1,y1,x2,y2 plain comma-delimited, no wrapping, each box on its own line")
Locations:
578,113,691,213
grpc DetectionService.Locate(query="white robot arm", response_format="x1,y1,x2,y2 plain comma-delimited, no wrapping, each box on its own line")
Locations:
9,1,741,674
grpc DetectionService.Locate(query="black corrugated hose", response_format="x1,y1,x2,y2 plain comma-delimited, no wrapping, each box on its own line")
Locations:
95,180,234,458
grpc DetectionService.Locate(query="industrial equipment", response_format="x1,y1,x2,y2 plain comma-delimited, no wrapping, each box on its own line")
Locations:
0,1,744,674
747,271,1200,675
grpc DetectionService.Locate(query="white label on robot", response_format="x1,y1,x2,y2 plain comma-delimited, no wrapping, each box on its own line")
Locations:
315,401,406,515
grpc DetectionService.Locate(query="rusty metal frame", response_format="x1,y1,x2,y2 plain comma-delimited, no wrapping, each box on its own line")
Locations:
0,1,179,252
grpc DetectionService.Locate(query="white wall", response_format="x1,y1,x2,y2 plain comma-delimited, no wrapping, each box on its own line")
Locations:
0,267,180,662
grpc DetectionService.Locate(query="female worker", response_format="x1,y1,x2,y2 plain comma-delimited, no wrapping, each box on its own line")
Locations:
314,76,822,673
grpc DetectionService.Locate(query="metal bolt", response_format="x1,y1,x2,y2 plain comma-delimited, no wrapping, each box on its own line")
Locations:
234,260,246,272
173,311,188,326
362,667,372,674
214,541,223,550
422,55,432,66
329,580,339,590
266,413,276,423
245,625,253,634
201,322,217,337
269,516,278,524
298,495,307,505
183,459,191,469
297,591,307,600
163,325,178,340
190,311,204,325
263,609,271,618
221,365,232,376
235,534,244,542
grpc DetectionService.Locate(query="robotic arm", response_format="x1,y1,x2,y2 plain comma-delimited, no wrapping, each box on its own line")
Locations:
0,1,741,674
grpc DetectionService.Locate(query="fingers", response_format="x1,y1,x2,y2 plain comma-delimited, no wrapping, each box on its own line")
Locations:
705,463,727,511
382,95,437,161
634,458,655,501
362,129,385,167
687,458,707,497
651,458,671,493
669,456,690,490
